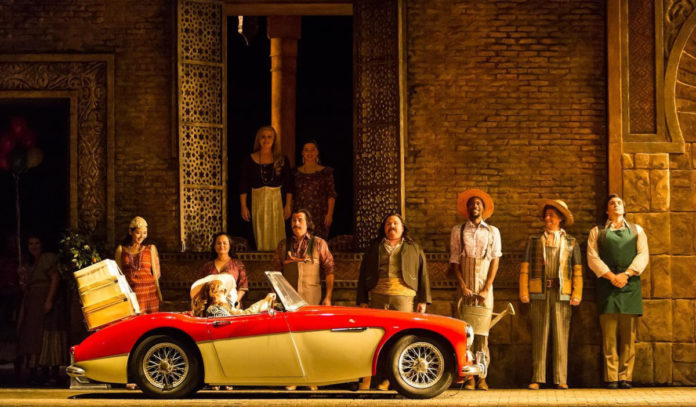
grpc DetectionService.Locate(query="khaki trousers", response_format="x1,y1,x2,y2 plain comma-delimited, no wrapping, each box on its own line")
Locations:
369,292,414,312
530,287,571,384
599,313,637,382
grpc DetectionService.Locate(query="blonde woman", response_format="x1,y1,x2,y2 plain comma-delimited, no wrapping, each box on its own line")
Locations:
239,126,293,251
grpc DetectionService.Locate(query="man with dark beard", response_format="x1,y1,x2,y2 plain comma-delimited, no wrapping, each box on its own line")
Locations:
272,209,335,306
356,213,431,391
448,189,502,391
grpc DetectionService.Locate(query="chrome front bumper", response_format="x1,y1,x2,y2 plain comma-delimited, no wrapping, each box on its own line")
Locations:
66,365,86,378
461,351,488,378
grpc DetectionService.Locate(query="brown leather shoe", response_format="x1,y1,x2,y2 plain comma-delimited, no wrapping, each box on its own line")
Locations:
528,382,540,390
556,383,568,390
476,378,489,390
464,376,475,390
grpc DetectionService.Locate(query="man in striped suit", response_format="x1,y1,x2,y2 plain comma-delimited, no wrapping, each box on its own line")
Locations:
519,199,583,390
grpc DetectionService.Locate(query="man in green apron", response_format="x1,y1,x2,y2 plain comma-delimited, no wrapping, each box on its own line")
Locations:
587,194,649,389
448,189,502,390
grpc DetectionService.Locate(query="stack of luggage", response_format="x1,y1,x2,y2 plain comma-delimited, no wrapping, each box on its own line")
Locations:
73,260,140,330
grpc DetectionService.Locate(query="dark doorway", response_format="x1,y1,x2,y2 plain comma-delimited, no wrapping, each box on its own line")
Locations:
296,16,353,241
0,98,70,252
226,15,353,248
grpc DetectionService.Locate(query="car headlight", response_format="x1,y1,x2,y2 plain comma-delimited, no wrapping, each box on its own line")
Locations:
465,324,474,347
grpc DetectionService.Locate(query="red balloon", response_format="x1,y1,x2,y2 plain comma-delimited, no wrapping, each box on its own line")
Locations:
20,129,37,149
0,155,9,172
0,134,15,154
10,116,28,136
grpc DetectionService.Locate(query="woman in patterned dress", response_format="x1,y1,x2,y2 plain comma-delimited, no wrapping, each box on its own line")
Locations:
292,141,337,239
115,216,161,313
198,232,248,307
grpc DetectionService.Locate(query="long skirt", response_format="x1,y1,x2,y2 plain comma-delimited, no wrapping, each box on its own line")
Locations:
251,186,285,251
17,285,49,361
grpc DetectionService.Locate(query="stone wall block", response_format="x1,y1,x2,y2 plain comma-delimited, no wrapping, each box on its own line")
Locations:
671,257,696,298
650,255,670,298
638,300,672,341
674,343,696,363
623,153,634,169
627,213,670,255
649,153,669,169
633,342,654,383
673,300,696,342
673,362,696,385
623,170,651,212
671,213,695,255
634,153,651,169
654,343,673,384
641,259,652,299
649,170,669,211
670,145,692,169
670,171,696,211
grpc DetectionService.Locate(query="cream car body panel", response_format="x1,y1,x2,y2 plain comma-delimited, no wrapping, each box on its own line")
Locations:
79,354,129,383
196,342,227,384
291,328,384,384
212,332,304,382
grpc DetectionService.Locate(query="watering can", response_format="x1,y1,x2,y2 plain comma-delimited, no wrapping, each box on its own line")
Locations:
457,297,515,336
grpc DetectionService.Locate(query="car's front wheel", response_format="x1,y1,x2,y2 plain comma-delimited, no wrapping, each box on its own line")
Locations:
131,334,201,398
387,334,453,399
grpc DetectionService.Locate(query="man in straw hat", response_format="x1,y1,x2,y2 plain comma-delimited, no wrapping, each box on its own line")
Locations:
519,199,583,390
449,189,501,390
587,194,648,390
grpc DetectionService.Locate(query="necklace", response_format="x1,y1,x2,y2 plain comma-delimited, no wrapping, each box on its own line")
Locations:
127,246,143,278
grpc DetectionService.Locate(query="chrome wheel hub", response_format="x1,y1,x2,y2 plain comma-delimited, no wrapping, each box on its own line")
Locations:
398,341,444,389
142,342,189,390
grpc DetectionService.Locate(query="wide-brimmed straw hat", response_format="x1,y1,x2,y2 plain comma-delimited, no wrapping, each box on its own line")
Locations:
457,189,494,220
538,199,574,226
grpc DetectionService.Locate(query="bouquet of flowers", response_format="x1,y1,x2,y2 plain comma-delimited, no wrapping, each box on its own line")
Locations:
57,230,103,294
57,230,102,272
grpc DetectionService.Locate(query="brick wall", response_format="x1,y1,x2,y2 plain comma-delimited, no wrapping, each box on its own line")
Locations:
405,0,607,255
0,0,179,251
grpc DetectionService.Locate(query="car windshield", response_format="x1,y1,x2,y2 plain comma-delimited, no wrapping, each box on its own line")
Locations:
265,271,307,312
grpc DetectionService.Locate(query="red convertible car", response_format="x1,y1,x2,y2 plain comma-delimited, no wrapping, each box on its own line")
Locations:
67,272,486,399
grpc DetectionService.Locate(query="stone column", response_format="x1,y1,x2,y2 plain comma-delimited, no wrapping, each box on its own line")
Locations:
267,16,301,166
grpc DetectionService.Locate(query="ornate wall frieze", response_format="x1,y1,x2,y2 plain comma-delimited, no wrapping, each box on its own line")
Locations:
0,55,113,242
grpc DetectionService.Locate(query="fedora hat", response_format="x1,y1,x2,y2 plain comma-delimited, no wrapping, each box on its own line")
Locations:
457,189,494,220
538,199,574,226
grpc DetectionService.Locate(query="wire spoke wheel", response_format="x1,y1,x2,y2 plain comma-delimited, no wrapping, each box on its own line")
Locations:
397,341,444,389
141,342,190,390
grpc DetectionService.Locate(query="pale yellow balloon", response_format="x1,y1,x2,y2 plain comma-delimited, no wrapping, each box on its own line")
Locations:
26,147,43,169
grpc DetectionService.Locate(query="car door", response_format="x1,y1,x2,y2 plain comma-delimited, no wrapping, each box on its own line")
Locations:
207,311,305,383
283,309,385,384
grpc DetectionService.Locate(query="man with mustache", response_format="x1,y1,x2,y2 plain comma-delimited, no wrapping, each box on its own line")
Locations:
587,194,648,390
356,213,431,390
272,209,335,306
448,189,502,390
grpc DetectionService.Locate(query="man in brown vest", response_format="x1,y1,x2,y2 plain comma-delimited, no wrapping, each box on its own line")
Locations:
519,199,583,390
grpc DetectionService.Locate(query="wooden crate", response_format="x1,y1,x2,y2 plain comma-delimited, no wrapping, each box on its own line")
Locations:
74,260,121,292
82,292,140,331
